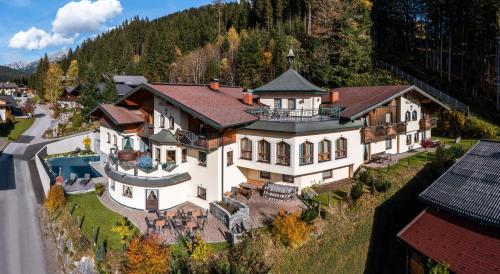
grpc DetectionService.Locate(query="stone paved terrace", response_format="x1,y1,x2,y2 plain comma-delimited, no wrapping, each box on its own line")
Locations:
364,147,438,168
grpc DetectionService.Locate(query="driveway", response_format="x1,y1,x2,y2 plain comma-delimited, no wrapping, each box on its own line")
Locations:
0,105,53,274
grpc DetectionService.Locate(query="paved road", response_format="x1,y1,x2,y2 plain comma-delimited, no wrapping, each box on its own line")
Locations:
0,105,53,274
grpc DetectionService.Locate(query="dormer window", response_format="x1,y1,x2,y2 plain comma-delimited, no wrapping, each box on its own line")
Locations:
288,98,296,110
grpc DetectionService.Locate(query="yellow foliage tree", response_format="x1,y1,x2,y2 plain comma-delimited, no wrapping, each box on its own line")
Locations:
123,235,170,274
44,63,64,105
186,234,214,263
82,136,91,151
44,185,65,214
66,60,79,86
273,210,309,248
112,217,135,254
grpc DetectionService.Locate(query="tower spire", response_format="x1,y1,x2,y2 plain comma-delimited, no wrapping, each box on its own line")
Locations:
287,48,295,69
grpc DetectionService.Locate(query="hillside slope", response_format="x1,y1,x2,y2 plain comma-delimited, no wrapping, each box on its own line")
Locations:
0,66,29,82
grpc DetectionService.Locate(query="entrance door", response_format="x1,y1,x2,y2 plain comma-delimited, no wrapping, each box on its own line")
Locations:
145,189,159,211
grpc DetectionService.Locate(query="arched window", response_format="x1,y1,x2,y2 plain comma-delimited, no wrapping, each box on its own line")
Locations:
335,137,347,159
405,111,411,122
240,138,252,160
276,141,290,166
169,116,175,130
318,139,331,162
159,115,165,128
412,110,418,121
113,135,117,146
299,141,314,165
257,140,270,163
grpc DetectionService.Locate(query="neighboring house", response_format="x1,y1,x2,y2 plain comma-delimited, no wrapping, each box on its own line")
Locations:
0,95,16,123
59,86,81,109
398,140,500,274
0,82,18,96
88,67,446,211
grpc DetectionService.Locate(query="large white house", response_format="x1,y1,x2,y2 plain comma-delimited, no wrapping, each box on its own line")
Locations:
89,66,448,211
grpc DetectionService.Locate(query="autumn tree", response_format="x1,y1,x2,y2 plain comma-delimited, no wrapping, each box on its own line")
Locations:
111,217,135,255
273,209,309,248
43,63,64,105
123,235,170,274
66,60,79,86
44,185,65,214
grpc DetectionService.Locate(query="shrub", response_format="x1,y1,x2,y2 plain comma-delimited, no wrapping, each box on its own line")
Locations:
300,208,318,224
44,185,66,214
95,183,105,196
358,169,374,185
123,235,170,273
350,182,363,200
186,234,214,263
301,187,317,200
273,210,309,248
374,180,391,193
75,235,91,252
464,116,496,139
71,113,83,128
82,136,91,151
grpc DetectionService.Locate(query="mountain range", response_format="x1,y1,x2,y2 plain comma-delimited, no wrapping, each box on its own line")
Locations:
3,50,68,74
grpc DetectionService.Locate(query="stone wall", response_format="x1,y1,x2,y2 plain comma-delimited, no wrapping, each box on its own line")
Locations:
209,197,250,231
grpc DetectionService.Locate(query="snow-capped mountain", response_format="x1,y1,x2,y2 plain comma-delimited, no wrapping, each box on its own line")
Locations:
3,49,68,74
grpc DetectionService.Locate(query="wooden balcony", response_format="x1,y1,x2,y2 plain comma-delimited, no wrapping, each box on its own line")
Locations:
419,117,438,131
137,123,154,138
361,122,407,143
175,130,236,151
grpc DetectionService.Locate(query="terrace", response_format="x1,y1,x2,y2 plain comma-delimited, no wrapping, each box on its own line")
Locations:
361,122,407,143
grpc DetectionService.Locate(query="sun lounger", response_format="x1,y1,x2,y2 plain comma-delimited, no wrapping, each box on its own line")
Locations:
66,173,77,186
79,173,91,186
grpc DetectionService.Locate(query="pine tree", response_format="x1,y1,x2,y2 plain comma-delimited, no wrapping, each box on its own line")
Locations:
101,79,117,103
80,64,101,115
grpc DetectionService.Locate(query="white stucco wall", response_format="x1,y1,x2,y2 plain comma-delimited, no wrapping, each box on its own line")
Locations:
154,96,188,134
0,108,6,121
259,93,322,111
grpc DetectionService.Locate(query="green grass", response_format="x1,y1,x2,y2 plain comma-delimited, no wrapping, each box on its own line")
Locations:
67,192,137,251
0,118,34,141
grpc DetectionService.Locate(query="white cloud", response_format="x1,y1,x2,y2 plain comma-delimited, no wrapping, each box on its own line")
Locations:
52,0,123,34
8,27,76,50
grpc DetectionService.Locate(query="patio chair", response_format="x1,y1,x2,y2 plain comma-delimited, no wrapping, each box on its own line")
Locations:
155,219,166,234
145,217,156,234
66,173,77,186
79,173,91,186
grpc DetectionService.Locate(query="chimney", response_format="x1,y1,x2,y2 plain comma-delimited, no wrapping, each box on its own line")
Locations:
243,89,253,105
209,79,219,91
330,91,339,103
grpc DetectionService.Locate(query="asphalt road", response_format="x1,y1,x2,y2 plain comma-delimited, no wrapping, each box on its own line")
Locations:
0,105,53,274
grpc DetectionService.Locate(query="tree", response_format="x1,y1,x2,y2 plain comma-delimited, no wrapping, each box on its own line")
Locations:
20,99,36,117
79,64,101,115
101,79,117,103
272,209,309,248
123,235,170,274
44,185,65,214
66,60,79,86
43,63,64,105
111,217,135,255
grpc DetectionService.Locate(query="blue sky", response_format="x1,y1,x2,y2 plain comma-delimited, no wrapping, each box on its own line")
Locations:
0,0,215,65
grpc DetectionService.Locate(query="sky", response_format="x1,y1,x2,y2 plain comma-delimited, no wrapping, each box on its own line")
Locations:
0,0,215,65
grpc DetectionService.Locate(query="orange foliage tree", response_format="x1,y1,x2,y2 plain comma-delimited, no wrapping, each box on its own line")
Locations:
123,235,170,274
273,209,309,249
44,185,65,214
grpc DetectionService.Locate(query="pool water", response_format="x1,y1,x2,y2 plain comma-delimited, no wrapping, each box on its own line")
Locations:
47,155,101,180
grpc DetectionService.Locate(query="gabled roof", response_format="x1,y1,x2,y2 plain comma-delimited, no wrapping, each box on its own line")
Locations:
149,129,179,144
419,140,500,227
112,75,148,86
253,69,325,94
97,83,134,96
327,85,449,120
398,209,500,274
0,95,16,106
97,104,143,125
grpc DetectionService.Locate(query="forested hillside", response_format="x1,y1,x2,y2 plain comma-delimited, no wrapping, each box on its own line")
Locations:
0,66,29,82
33,0,397,95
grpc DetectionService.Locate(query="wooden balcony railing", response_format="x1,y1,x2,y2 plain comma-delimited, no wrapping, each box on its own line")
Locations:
361,122,407,143
175,130,236,151
419,117,438,131
137,123,154,138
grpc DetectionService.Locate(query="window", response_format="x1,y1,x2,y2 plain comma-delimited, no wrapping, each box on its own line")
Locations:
227,151,233,166
288,98,296,110
276,142,290,165
107,132,110,143
260,171,271,179
283,174,294,183
167,150,176,162
274,98,282,109
155,147,161,162
414,132,420,143
406,135,412,145
198,151,207,166
122,186,133,198
299,141,314,165
335,138,347,159
169,116,174,130
240,138,252,160
182,148,187,163
257,140,270,163
113,135,117,145
412,110,418,121
385,112,392,123
197,186,207,200
159,115,165,128
322,170,333,180
405,111,411,122
318,140,331,162
385,138,392,149
110,180,115,191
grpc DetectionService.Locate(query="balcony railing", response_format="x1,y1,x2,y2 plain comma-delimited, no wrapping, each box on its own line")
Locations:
361,122,407,143
246,107,341,122
419,117,438,131
175,130,235,151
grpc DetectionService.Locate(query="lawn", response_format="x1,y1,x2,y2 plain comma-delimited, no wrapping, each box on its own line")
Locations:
0,118,34,141
67,192,138,251
273,140,477,274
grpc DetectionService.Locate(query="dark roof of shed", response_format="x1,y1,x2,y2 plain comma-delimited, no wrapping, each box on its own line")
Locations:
97,83,134,96
112,75,148,86
253,69,325,94
149,129,179,144
398,209,500,274
327,85,449,120
419,140,500,227
0,95,16,105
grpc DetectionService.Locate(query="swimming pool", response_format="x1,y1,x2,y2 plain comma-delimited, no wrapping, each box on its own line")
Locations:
47,155,101,180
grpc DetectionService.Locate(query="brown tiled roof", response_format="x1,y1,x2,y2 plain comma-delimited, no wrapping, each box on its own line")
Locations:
326,85,412,119
398,209,500,274
99,104,143,125
147,84,258,128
